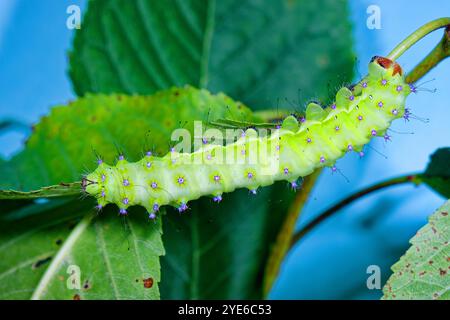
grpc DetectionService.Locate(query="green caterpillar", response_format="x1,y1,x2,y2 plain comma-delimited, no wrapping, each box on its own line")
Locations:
83,56,412,218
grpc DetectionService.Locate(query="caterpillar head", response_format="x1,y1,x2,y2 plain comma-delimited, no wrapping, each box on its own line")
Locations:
365,56,411,119
368,56,405,84
82,162,112,208
82,173,101,196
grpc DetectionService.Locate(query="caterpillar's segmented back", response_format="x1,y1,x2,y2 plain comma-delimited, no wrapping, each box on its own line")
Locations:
83,57,411,218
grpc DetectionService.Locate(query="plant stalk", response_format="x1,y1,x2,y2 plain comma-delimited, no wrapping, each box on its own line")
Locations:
406,25,450,83
289,174,422,249
262,171,320,297
387,17,450,60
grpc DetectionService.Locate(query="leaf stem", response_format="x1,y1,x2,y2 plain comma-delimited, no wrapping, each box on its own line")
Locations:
0,182,82,200
387,18,450,60
263,171,320,297
289,174,422,250
253,109,292,123
405,25,450,84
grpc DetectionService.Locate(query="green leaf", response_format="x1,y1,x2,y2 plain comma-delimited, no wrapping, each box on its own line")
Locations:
382,200,450,300
70,0,354,298
31,208,164,300
0,87,252,191
422,147,450,198
0,201,164,300
70,0,354,111
0,200,88,299
0,87,251,299
160,184,293,299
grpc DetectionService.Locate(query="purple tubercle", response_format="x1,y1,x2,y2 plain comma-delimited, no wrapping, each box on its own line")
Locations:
123,179,130,186
250,189,258,195
357,115,363,121
331,166,337,173
347,144,353,152
371,129,377,136
101,174,106,182
153,203,159,212
362,82,368,88
300,117,306,123
359,151,365,158
207,154,212,160
178,177,185,185
97,159,103,165
146,151,152,157
396,85,403,92
404,108,411,121
95,204,103,210
241,149,246,155
119,208,127,215
170,147,175,153
178,203,188,213
213,175,221,182
384,134,392,142
381,79,387,86
409,83,417,93
146,162,152,168
247,172,254,179
306,137,312,143
202,137,208,144
320,156,325,163
392,109,398,116
213,195,222,203
377,101,383,108
349,95,355,101
118,155,125,161
149,212,156,220
151,182,158,189
101,190,105,198
335,126,340,131
331,103,337,109
284,168,289,175
122,198,129,205
291,181,299,190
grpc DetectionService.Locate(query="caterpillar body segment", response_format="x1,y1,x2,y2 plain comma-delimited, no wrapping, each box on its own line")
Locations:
84,57,411,218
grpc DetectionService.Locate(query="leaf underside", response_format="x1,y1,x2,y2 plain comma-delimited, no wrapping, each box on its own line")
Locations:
0,201,164,300
0,183,81,200
382,200,450,300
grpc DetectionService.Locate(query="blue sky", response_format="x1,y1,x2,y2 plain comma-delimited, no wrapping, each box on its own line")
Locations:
0,0,85,156
0,0,449,299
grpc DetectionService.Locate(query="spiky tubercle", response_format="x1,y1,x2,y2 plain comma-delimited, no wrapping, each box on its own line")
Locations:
84,57,411,217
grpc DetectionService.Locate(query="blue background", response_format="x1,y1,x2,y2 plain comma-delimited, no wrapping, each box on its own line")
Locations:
0,0,448,299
